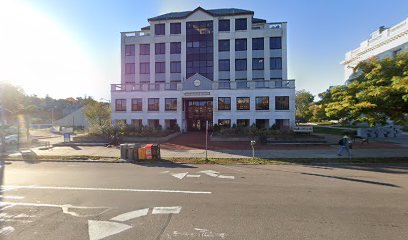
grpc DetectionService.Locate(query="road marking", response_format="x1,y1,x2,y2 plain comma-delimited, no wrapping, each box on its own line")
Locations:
110,208,149,222
152,206,182,214
205,172,218,177
160,171,170,173
1,185,212,195
88,220,131,240
200,170,219,174
0,226,15,236
170,228,226,239
171,172,188,179
186,174,201,178
217,175,235,179
0,195,24,200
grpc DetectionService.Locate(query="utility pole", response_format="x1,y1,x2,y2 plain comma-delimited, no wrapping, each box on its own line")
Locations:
205,120,208,161
0,103,5,153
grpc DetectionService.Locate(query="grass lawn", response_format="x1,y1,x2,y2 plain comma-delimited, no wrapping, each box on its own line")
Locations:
313,126,355,135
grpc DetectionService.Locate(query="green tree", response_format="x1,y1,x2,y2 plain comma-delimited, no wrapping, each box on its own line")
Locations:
83,101,112,135
295,90,314,123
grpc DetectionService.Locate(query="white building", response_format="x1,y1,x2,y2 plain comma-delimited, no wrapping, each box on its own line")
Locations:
111,7,295,132
342,17,408,80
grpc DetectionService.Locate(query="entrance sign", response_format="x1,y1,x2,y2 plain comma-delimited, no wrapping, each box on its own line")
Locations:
184,92,210,96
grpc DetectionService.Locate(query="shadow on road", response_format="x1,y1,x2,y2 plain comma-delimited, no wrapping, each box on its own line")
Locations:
132,160,197,169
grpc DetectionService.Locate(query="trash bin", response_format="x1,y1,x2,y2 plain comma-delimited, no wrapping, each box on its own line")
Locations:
144,144,153,160
151,144,161,160
127,144,135,161
138,147,146,160
132,144,143,162
120,144,128,159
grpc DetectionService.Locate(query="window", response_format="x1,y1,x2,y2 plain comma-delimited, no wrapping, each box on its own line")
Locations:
256,119,269,129
237,97,250,110
275,96,289,110
125,63,135,74
140,63,150,74
170,42,181,54
218,40,230,52
256,96,269,110
270,57,282,70
252,58,264,70
115,99,126,112
155,62,165,73
131,119,142,128
140,44,150,55
115,119,127,125
165,98,177,111
170,61,181,73
276,119,290,130
235,59,247,71
218,19,230,31
235,39,247,51
148,119,160,128
218,119,231,128
131,98,142,111
237,119,250,127
148,98,159,111
155,24,165,35
155,43,165,55
270,37,282,49
125,44,135,56
235,18,247,31
165,119,178,129
170,23,181,34
219,59,230,71
252,38,264,50
218,97,231,110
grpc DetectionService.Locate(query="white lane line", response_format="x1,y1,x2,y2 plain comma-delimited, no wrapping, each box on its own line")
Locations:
217,175,235,179
110,208,149,222
0,195,24,200
88,220,131,240
1,185,211,195
186,175,200,178
160,171,170,173
152,206,182,214
200,170,219,174
0,226,15,236
172,172,188,180
204,172,218,177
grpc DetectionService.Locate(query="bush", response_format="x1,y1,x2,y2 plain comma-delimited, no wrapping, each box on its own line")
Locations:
213,124,221,132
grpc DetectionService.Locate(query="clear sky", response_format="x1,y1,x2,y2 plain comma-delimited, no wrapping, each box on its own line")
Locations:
0,0,407,100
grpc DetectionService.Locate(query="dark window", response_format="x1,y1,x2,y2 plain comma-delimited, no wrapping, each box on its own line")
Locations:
275,96,289,110
218,19,230,31
148,119,160,128
125,44,135,56
170,42,181,54
115,99,126,112
252,58,264,70
237,119,250,127
170,61,181,73
116,119,127,125
148,98,159,111
155,23,165,35
155,62,165,73
235,59,247,71
218,97,231,110
270,57,282,70
270,37,282,49
155,43,165,55
235,18,247,31
276,119,290,130
218,119,231,128
140,63,150,74
125,63,135,74
165,98,177,111
166,119,178,129
256,96,269,110
218,39,230,52
170,23,181,34
235,39,247,51
237,97,250,110
256,119,269,129
140,44,150,55
219,59,230,71
252,38,264,50
131,119,142,128
131,98,142,111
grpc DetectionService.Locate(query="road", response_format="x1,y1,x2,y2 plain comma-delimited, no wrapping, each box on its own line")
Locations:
0,161,407,239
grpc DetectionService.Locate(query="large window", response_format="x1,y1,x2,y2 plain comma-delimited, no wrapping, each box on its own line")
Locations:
256,119,269,129
252,38,264,50
131,98,142,111
270,37,282,49
148,98,159,111
140,44,150,55
125,44,135,56
131,119,142,128
276,119,290,129
218,97,231,110
252,58,264,70
237,97,250,110
218,119,231,128
235,18,247,31
270,57,282,70
155,43,165,55
170,61,181,73
219,59,230,71
165,98,177,111
125,63,135,74
235,39,247,51
170,42,181,54
235,59,247,71
218,39,230,52
170,23,181,34
140,63,150,74
155,23,165,35
218,19,230,32
148,119,160,128
256,96,269,110
237,119,250,127
115,99,126,112
275,96,289,110
155,62,165,73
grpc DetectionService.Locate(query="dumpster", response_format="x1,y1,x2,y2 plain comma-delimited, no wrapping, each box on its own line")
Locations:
138,147,146,160
144,144,153,160
151,144,161,160
127,144,135,161
131,144,143,162
120,144,128,159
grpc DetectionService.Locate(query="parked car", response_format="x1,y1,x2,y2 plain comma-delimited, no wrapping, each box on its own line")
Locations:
4,134,18,144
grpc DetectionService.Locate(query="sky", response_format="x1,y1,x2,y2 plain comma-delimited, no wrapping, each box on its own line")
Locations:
0,0,407,100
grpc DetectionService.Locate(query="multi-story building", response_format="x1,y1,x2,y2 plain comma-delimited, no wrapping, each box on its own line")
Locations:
111,7,295,131
342,17,408,81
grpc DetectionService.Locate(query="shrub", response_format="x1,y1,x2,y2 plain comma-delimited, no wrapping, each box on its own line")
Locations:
213,124,221,132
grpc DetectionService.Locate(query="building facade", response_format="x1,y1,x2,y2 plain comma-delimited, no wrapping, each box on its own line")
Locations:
111,7,295,131
342,17,408,81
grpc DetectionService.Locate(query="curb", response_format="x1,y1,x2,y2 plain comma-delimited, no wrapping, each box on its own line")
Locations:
1,158,128,164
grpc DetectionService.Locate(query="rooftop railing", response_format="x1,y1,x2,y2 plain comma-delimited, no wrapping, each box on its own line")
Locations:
121,31,150,37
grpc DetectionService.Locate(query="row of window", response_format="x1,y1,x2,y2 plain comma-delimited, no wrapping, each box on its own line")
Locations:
126,61,182,74
115,98,177,112
124,37,281,56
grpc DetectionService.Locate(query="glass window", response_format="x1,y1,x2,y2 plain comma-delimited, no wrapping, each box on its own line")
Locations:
125,63,135,74
218,97,231,110
170,42,181,54
235,18,247,31
237,97,250,110
256,96,269,110
170,61,181,73
155,23,165,35
218,39,230,52
237,119,250,127
115,99,126,112
219,59,230,71
252,58,264,70
252,38,264,50
270,57,282,70
235,39,247,51
125,44,135,56
131,119,142,128
148,98,159,111
170,23,181,34
165,98,177,111
155,43,165,55
256,119,269,129
131,98,142,111
148,119,160,128
270,37,282,49
235,59,247,71
140,44,150,55
218,19,230,31
276,119,290,129
155,62,165,73
218,119,231,128
275,96,289,110
140,63,150,74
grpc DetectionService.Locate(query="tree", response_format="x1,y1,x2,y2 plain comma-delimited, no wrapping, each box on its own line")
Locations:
83,101,112,136
295,90,314,123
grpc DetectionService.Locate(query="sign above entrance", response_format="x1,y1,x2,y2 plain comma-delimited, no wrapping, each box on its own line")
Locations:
184,92,210,96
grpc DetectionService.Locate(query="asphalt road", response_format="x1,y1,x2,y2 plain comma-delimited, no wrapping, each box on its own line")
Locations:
0,161,407,240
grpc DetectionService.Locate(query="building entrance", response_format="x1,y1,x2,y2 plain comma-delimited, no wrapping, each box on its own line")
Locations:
184,98,213,131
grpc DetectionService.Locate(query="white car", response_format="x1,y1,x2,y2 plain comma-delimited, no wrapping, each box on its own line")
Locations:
4,134,18,144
